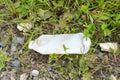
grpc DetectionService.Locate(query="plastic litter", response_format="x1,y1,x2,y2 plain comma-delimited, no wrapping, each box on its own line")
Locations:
17,23,32,32
28,33,91,54
100,42,118,52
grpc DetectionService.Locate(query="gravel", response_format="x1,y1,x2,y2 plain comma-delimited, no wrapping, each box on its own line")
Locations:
20,73,28,80
0,42,6,48
0,71,16,80
11,43,17,52
16,37,25,45
98,52,104,59
31,70,39,77
10,60,21,68
31,70,39,80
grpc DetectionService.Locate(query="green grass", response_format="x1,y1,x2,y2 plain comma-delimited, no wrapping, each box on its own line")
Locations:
0,0,120,79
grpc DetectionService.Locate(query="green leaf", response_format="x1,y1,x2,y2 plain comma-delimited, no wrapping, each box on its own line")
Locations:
14,1,20,8
44,11,53,18
0,61,4,70
114,14,120,20
81,5,88,13
22,31,35,48
63,44,69,53
37,9,45,15
87,23,95,32
0,50,2,55
118,34,120,37
17,5,27,13
86,61,94,68
83,29,91,37
101,23,107,30
104,29,111,36
83,73,91,80
79,57,89,73
99,14,109,20
69,73,74,79
101,23,111,36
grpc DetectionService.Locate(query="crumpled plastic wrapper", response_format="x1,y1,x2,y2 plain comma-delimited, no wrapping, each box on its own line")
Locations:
28,33,91,54
100,43,118,52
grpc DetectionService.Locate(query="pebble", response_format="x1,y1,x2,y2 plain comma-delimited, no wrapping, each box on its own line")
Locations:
0,71,15,80
0,72,10,80
0,75,10,80
10,36,25,52
62,60,68,67
11,43,17,52
16,37,25,45
31,70,39,77
12,54,19,59
98,52,104,59
31,70,39,80
20,73,28,80
0,42,6,48
10,60,20,68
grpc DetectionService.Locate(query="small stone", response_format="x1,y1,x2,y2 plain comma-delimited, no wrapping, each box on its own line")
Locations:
16,37,25,44
0,72,9,80
98,52,104,59
10,60,20,68
62,60,68,67
31,70,39,77
20,73,28,80
0,75,10,80
12,54,19,59
11,44,17,52
0,42,6,48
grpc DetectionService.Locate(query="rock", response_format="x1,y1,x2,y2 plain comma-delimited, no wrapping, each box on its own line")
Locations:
0,75,10,80
0,42,6,48
62,60,68,67
0,72,9,80
20,73,28,80
12,54,19,59
10,60,20,68
98,52,104,59
31,70,39,77
16,37,25,45
11,36,23,51
17,23,32,32
31,70,39,80
11,43,17,52
11,36,25,52
0,71,16,80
